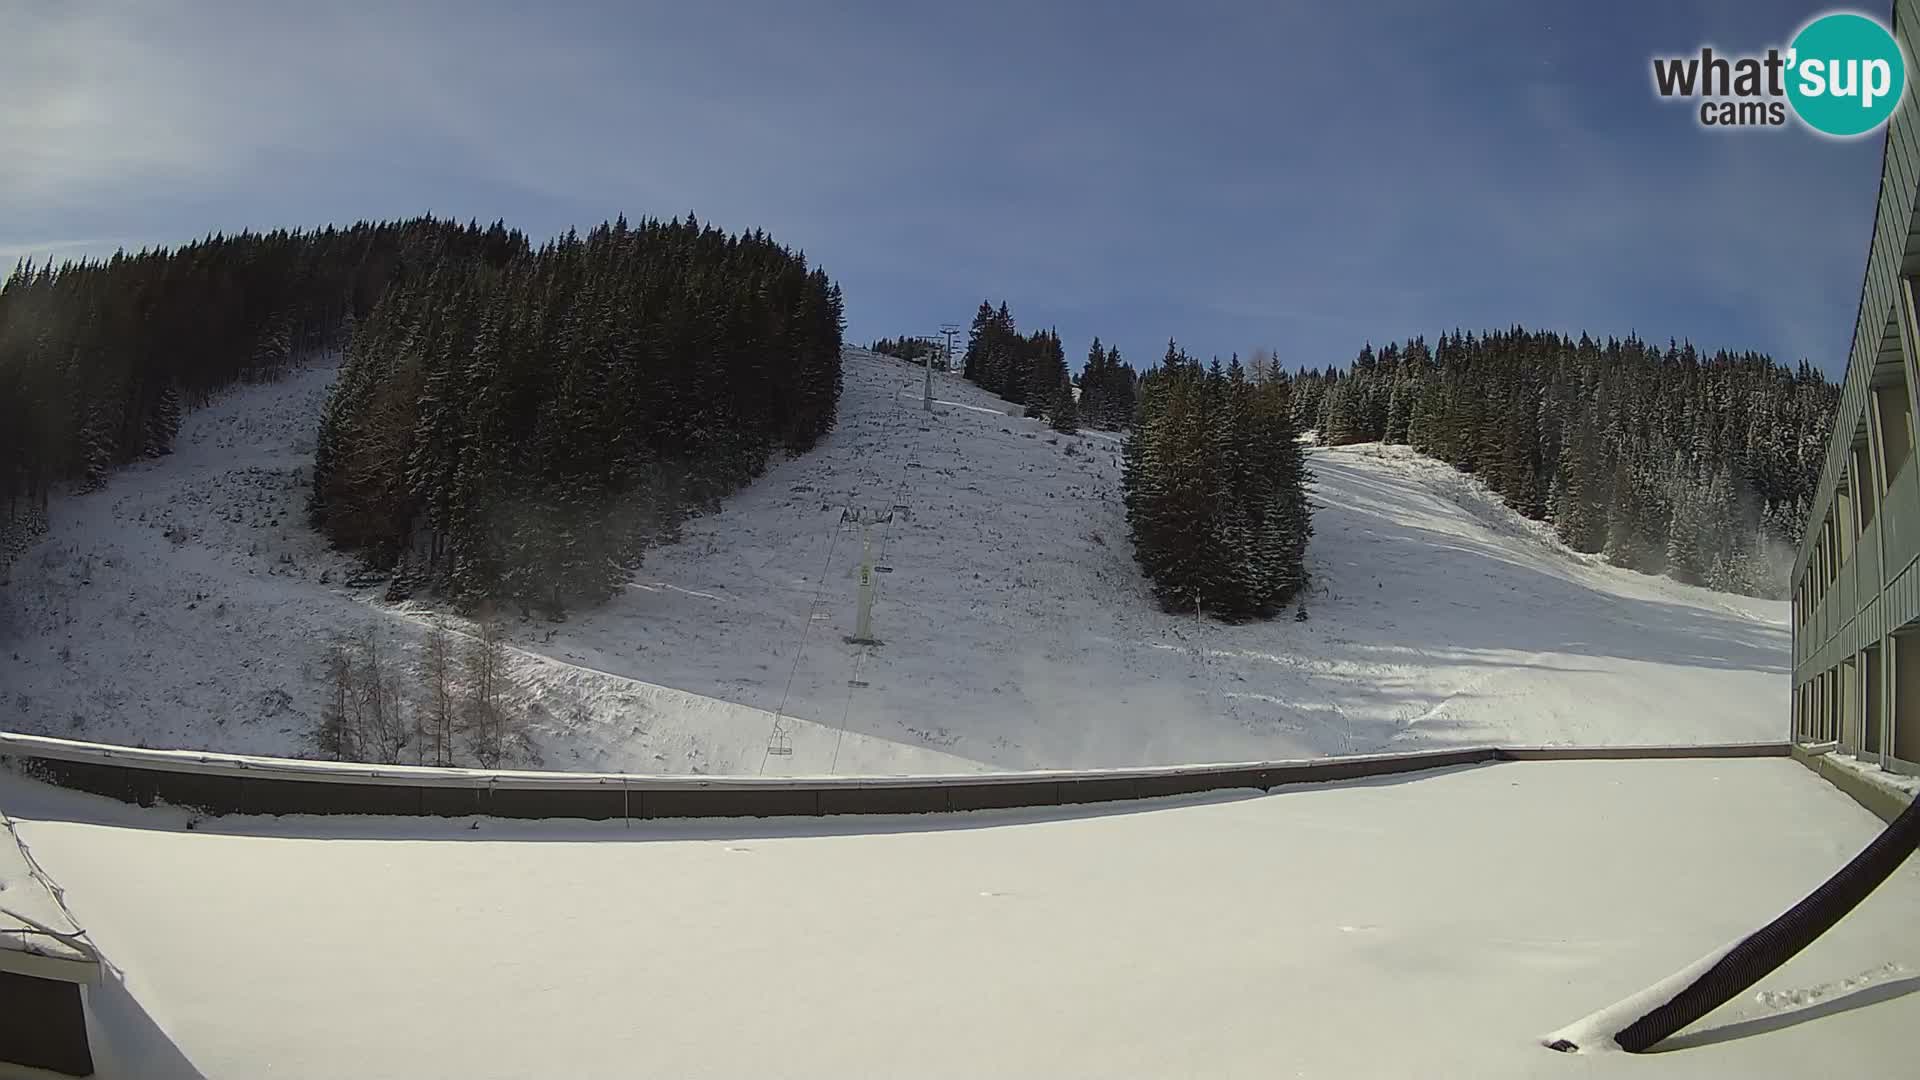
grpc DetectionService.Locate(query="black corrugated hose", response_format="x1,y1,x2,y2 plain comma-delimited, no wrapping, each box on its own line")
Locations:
1551,792,1919,1053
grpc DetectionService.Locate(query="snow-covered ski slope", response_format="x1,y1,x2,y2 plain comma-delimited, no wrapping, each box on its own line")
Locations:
0,348,1788,773
0,356,973,776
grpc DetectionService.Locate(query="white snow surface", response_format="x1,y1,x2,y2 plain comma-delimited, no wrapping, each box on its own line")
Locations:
4,757,1915,1078
0,348,1788,774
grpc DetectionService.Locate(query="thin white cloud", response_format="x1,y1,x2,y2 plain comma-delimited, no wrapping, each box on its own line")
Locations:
0,238,131,265
0,1,1877,375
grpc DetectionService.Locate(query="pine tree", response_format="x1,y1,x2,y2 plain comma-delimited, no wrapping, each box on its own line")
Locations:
962,301,995,384
1665,457,1705,583
76,400,117,494
1106,346,1137,427
1080,337,1109,423
143,383,181,458
991,302,1020,401
1050,383,1079,433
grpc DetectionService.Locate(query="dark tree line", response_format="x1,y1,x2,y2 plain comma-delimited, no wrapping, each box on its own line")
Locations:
962,300,1138,429
0,218,526,522
961,300,1073,420
869,336,941,365
1124,343,1312,620
1077,336,1139,430
1290,328,1837,596
310,214,844,617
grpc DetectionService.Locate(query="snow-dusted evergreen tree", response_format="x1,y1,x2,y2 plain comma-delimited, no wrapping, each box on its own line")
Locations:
1050,382,1079,433
1551,417,1606,551
250,313,293,380
1289,364,1330,439
76,400,118,494
1027,328,1069,405
1124,341,1312,620
1323,343,1379,445
143,383,181,458
1126,346,1211,610
962,301,996,386
1078,341,1138,429
1384,337,1428,445
986,303,1021,401
1385,378,1413,445
1664,458,1706,584
1601,458,1641,567
1079,337,1111,423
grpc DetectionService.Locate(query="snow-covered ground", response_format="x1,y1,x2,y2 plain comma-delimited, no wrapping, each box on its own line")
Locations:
5,757,1913,1078
0,348,1789,773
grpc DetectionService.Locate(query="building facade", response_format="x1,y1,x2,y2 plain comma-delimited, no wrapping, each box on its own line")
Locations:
1791,0,1920,776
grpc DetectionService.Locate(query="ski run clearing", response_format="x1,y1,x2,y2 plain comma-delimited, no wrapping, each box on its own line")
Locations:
5,757,1916,1078
1,347,1788,774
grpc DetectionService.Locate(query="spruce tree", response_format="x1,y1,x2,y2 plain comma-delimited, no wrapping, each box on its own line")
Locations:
1105,345,1137,428
962,301,995,384
143,383,181,458
1123,342,1311,620
1080,337,1108,423
1050,383,1079,433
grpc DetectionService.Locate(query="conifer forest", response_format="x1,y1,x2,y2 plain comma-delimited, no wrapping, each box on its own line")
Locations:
1290,330,1834,596
2,238,1833,621
0,215,844,617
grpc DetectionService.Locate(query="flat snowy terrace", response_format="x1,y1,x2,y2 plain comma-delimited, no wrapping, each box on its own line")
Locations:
5,758,1916,1079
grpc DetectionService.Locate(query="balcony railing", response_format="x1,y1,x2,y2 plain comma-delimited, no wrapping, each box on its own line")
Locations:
1857,518,1882,612
1883,458,1920,583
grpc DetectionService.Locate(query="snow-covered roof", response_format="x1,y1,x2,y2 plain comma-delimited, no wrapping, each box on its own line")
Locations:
6,756,1914,1078
0,811,96,983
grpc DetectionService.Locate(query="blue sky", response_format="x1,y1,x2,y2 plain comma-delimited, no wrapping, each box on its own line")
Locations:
0,1,1887,377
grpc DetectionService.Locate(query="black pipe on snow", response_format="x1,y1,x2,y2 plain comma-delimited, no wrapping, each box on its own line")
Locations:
1549,793,1919,1053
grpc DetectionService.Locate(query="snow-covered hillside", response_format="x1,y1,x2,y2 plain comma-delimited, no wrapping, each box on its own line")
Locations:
0,348,1789,773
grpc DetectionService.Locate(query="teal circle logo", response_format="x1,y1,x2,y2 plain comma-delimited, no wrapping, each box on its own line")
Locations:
1787,13,1906,136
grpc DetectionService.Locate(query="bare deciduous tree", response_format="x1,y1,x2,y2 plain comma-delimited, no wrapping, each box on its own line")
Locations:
315,639,358,761
420,615,457,766
463,609,509,767
358,629,409,764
